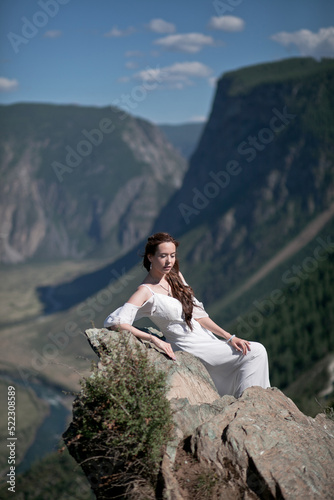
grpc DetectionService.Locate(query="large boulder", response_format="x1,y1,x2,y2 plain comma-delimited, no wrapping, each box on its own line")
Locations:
64,328,334,499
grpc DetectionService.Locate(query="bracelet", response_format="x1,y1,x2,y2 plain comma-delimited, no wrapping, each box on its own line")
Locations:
226,335,235,344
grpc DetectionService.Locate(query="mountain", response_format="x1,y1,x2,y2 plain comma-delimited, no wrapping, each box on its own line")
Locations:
0,103,187,264
35,57,334,315
152,57,334,306
158,122,205,159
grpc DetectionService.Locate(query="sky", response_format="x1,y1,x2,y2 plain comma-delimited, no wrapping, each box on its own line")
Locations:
0,0,334,124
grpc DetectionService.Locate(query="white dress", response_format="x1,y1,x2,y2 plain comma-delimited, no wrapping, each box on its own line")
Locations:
104,285,270,398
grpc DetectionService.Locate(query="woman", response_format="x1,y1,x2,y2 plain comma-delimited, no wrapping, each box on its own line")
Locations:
104,232,270,398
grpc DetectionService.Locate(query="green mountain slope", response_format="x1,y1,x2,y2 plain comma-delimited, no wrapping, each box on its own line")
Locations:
229,222,334,390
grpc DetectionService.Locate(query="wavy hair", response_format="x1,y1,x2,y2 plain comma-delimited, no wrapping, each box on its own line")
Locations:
143,232,194,329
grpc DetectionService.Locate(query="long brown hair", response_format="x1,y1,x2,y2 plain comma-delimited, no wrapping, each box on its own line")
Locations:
143,232,194,329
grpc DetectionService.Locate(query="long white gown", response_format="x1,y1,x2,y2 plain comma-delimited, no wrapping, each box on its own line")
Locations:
104,284,270,398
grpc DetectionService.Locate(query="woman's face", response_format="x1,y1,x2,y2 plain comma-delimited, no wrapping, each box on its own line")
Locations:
149,242,176,276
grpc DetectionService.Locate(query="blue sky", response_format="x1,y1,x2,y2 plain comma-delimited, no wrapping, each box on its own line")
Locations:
1,0,333,124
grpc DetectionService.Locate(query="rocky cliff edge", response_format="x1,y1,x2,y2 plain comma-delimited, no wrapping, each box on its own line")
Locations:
64,328,334,499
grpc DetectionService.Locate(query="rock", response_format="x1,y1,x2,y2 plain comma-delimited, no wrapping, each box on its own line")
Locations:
87,327,219,405
186,387,334,499
64,328,334,499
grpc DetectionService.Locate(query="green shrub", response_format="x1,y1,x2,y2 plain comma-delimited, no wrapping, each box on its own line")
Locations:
70,334,173,495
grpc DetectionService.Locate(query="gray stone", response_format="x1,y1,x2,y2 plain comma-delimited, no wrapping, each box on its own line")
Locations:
65,328,334,499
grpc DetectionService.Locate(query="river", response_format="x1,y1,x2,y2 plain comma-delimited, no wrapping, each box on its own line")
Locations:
1,374,72,475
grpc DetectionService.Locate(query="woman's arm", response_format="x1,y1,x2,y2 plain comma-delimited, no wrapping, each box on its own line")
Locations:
112,286,176,361
196,316,251,355
118,322,177,361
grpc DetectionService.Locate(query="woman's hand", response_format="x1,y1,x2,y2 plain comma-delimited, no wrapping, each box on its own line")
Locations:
230,336,251,355
151,336,176,361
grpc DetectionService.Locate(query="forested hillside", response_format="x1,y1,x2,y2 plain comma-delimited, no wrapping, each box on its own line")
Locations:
234,252,334,389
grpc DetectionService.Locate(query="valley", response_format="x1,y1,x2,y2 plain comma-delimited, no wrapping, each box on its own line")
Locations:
0,56,334,494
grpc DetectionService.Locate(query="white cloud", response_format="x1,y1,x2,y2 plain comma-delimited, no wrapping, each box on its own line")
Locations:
147,18,176,34
125,61,138,69
0,77,18,92
104,26,135,38
134,61,212,89
154,33,214,53
208,76,218,87
44,30,62,38
168,61,212,77
189,115,207,123
125,50,143,58
208,16,245,32
118,76,130,83
271,27,334,59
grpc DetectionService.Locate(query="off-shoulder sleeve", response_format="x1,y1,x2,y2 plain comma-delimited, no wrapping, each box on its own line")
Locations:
104,299,154,328
192,296,209,319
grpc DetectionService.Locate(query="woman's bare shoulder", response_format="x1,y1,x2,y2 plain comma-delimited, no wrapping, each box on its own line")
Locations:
127,284,153,306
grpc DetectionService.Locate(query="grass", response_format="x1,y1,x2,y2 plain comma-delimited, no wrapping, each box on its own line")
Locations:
0,258,117,403
0,257,146,395
0,258,113,326
223,57,334,96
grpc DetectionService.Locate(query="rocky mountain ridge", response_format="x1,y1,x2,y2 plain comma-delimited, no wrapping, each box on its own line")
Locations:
0,103,187,263
152,57,334,306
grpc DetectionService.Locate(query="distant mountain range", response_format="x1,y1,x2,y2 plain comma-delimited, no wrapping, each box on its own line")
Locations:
34,57,334,321
0,104,188,263
158,122,205,159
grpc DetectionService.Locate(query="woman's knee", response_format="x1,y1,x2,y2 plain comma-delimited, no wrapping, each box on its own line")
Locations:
251,341,268,358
